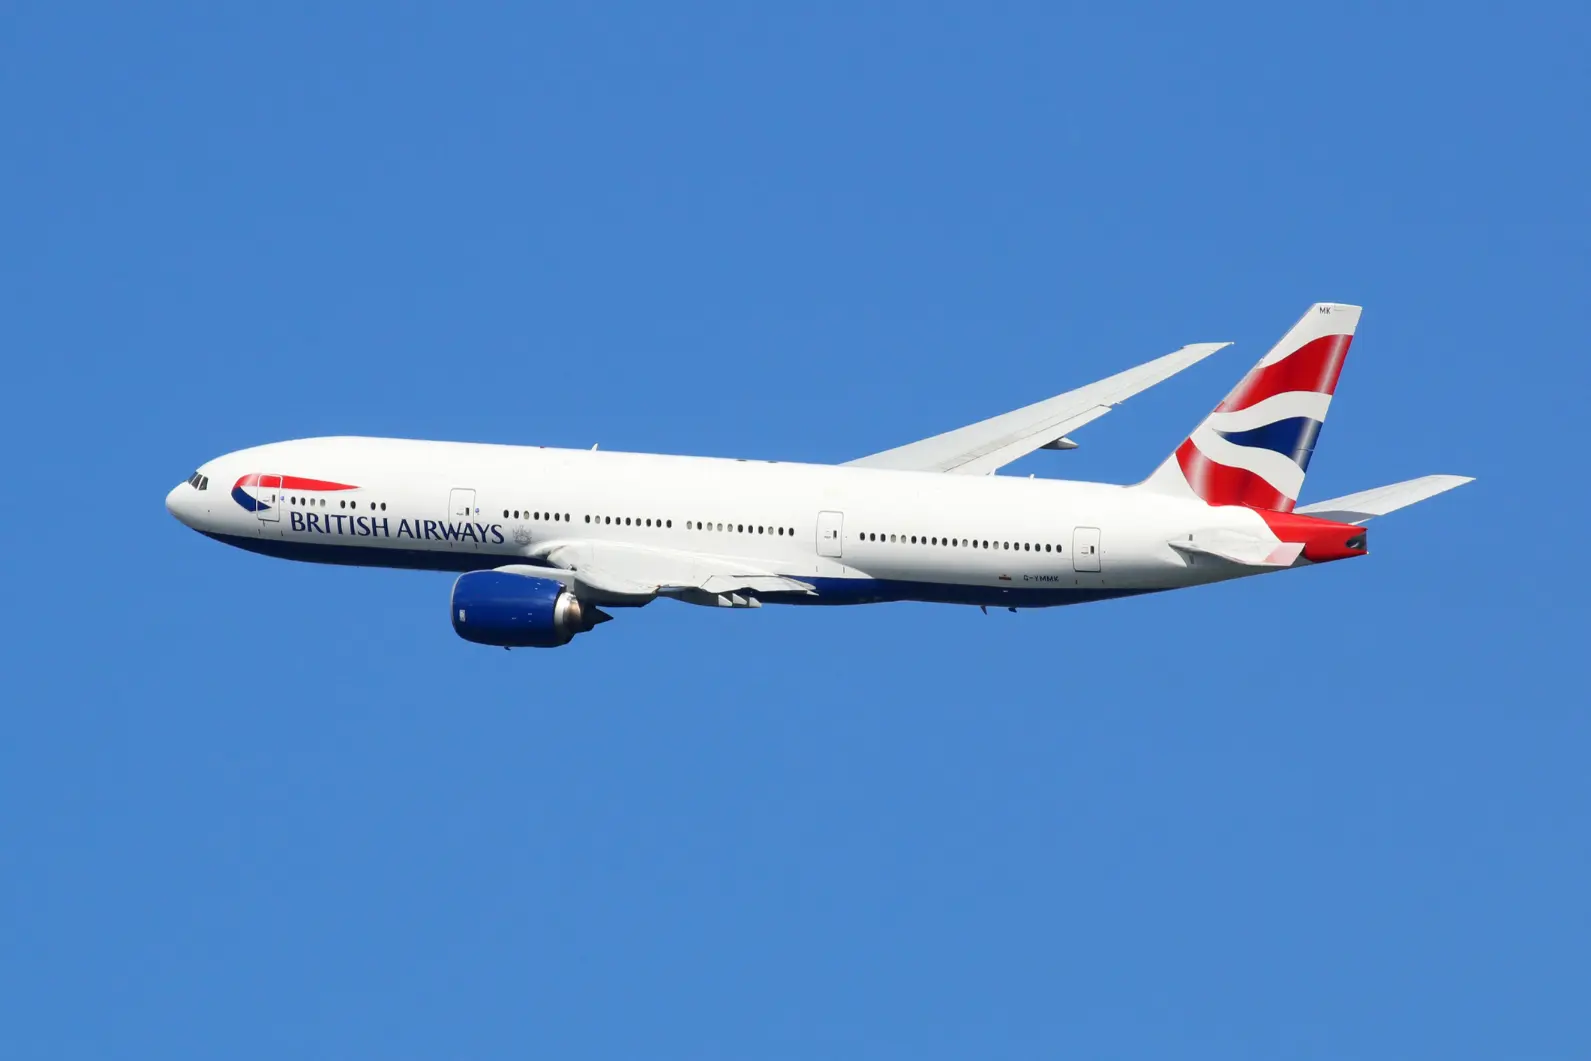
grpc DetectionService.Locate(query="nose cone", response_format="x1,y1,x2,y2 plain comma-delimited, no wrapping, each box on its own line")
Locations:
166,482,195,526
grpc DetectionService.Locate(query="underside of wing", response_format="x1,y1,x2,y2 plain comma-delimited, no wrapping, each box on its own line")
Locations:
844,341,1229,475
504,541,817,608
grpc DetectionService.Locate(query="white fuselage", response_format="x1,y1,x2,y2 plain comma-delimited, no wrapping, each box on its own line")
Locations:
166,436,1292,608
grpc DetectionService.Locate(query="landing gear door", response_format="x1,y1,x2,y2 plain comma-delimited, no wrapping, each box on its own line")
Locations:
817,511,844,559
1073,526,1101,572
257,474,282,522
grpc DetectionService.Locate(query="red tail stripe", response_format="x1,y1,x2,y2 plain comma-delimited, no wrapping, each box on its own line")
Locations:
1217,333,1353,413
1175,439,1295,512
1257,509,1368,562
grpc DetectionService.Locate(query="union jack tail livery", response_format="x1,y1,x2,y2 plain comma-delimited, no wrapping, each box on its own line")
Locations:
1140,302,1360,512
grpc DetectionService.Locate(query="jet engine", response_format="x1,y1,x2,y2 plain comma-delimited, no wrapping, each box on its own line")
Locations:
450,570,610,648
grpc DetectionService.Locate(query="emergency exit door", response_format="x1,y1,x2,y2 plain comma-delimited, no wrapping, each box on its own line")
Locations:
817,511,844,559
1073,527,1101,572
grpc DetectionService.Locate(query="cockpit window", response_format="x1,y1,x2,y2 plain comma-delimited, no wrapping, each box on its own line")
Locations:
185,472,209,490
198,476,208,490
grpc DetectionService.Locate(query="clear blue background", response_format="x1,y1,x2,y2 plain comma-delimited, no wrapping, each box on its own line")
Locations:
3,4,1586,1058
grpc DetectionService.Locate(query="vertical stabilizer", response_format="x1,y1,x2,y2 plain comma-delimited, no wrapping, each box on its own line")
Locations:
1139,302,1360,511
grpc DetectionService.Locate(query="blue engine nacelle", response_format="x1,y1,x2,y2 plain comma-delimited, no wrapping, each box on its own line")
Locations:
450,571,609,648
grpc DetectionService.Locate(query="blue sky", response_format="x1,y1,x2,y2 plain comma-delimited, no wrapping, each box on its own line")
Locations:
2,4,1587,1058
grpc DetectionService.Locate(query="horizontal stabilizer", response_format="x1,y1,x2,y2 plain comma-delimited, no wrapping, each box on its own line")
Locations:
1295,474,1474,524
1170,531,1304,567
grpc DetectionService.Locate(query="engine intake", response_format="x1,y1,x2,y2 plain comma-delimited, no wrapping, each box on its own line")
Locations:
451,570,609,648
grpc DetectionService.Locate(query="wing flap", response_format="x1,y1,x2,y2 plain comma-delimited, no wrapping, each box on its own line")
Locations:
844,341,1229,475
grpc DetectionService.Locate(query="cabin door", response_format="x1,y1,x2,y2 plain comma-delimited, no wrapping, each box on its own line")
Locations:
256,474,282,522
1072,527,1101,572
817,511,844,559
448,488,478,550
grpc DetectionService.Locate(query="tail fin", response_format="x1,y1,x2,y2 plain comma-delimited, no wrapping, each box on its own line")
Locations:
1139,302,1361,512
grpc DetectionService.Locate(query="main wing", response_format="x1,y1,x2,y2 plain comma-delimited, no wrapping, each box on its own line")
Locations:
498,541,818,608
843,341,1230,475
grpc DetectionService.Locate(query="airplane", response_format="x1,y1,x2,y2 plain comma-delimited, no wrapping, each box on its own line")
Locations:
166,303,1471,648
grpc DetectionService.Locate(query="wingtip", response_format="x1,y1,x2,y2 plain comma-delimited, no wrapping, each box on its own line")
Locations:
1160,341,1231,364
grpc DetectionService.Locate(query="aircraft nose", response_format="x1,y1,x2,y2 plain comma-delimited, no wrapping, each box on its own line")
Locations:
166,482,192,524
